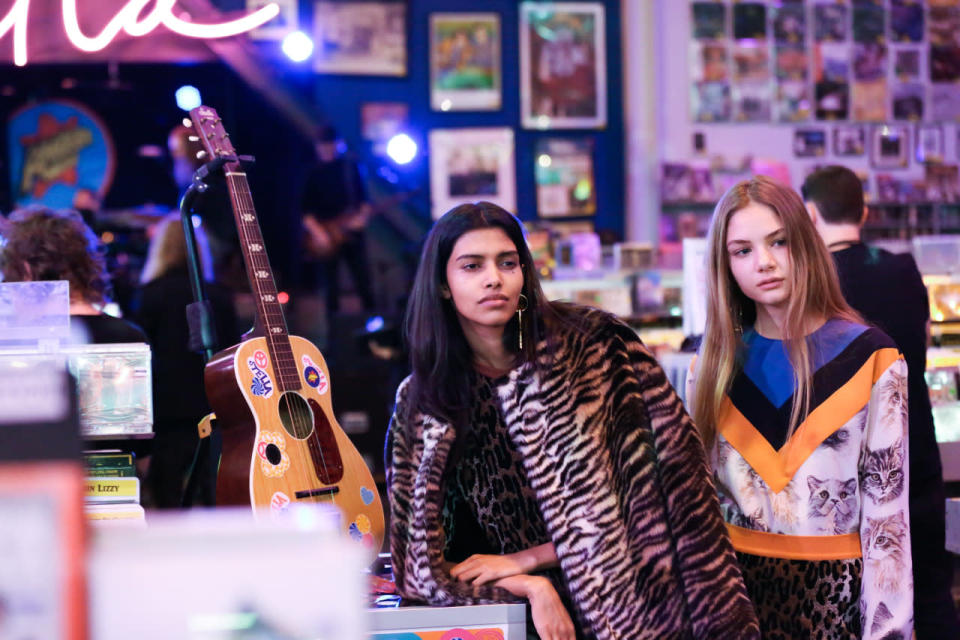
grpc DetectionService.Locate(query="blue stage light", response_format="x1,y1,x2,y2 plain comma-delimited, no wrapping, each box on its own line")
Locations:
365,315,385,333
282,31,314,62
175,85,202,111
386,133,417,165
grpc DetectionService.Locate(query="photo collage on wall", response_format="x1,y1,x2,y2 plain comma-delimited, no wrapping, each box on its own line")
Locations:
688,0,960,132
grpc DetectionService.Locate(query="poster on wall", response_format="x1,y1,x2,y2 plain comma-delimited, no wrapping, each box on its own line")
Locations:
360,102,408,141
892,84,924,121
776,81,810,122
772,3,805,45
834,125,866,156
534,137,595,218
7,100,115,210
929,5,960,82
852,3,885,45
428,127,515,219
690,42,728,83
890,0,924,43
932,84,960,122
246,0,298,40
814,3,848,42
852,80,888,122
691,2,725,40
429,13,501,112
313,1,406,76
691,81,731,122
732,3,767,41
871,125,910,169
894,48,922,81
520,2,607,129
734,82,772,122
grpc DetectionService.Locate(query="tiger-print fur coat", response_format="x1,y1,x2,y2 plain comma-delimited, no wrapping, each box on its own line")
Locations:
386,307,759,639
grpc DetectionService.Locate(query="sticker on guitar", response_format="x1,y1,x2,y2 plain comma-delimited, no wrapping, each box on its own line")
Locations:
301,355,328,395
247,351,274,398
257,431,290,478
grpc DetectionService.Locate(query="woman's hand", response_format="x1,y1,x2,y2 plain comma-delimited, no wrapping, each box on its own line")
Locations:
525,577,576,640
450,543,558,585
450,553,527,585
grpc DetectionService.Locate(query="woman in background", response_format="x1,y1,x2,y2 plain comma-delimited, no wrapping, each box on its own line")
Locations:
0,205,145,343
386,201,758,639
134,213,237,508
688,176,913,639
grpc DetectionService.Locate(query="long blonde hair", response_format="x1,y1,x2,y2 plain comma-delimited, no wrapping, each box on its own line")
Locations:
139,213,213,284
693,175,861,449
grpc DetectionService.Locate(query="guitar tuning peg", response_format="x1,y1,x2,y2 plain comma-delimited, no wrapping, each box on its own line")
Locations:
188,136,200,142
182,118,192,128
196,150,208,160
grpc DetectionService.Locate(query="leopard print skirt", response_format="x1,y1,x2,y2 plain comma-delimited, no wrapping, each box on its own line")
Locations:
737,552,863,640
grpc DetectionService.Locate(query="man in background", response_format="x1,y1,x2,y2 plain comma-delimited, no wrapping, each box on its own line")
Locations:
300,125,375,318
803,165,959,638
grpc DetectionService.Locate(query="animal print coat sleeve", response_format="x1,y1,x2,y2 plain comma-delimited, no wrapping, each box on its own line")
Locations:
859,357,913,639
608,321,760,639
385,378,520,606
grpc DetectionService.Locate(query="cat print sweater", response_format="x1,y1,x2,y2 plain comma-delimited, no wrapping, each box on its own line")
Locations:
690,319,913,639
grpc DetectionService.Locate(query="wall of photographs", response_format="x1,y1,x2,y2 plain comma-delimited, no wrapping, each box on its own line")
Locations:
659,0,960,248
257,0,624,237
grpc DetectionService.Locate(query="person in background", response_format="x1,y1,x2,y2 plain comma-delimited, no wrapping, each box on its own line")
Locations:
689,176,914,639
387,202,759,640
300,124,376,319
134,213,237,508
0,206,145,344
803,165,959,638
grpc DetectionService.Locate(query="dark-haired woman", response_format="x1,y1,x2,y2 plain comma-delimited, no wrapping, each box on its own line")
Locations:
385,202,759,640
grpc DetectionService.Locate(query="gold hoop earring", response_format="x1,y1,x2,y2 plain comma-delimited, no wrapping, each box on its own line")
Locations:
516,293,528,350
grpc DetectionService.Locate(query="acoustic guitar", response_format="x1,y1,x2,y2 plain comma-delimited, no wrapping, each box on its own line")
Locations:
192,105,385,552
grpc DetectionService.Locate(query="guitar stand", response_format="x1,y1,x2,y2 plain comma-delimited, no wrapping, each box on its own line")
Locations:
178,155,253,508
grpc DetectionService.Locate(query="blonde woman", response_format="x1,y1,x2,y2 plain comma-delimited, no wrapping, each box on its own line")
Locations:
688,176,913,639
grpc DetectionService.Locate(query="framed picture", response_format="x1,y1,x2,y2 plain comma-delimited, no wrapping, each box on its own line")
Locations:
313,1,406,76
535,137,596,217
428,127,515,220
430,13,501,111
916,124,944,164
247,0,298,40
793,128,827,157
834,125,866,156
871,125,910,169
520,2,607,129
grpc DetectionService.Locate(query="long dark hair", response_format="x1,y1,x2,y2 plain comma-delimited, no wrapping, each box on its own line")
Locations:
403,202,556,428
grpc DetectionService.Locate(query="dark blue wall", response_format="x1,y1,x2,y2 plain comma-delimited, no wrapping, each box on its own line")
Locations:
301,0,625,238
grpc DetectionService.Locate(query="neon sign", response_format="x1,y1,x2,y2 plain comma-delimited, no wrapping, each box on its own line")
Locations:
0,0,281,66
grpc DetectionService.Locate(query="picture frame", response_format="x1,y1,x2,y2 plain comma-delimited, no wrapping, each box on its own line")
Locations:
246,0,298,40
871,125,910,169
916,123,945,164
535,137,596,217
428,127,515,220
833,125,866,157
793,128,827,158
313,1,406,76
520,2,607,129
360,102,408,142
430,13,501,111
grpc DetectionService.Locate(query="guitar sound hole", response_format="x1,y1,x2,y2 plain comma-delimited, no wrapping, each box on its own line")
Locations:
278,392,314,439
264,444,282,465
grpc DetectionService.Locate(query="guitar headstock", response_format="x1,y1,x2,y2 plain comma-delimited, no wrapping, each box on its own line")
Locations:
188,105,237,162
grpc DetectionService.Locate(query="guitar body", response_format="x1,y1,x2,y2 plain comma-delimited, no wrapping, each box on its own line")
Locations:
206,335,385,551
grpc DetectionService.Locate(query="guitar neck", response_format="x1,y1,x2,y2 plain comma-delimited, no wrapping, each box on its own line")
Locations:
224,168,300,392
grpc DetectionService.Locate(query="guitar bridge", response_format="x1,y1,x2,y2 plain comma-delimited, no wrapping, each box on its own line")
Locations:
294,487,340,500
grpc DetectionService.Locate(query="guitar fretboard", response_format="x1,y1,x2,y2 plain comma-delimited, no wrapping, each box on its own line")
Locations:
226,170,300,392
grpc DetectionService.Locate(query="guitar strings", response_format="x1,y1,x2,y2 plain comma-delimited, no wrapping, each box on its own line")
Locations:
230,172,335,505
229,173,314,494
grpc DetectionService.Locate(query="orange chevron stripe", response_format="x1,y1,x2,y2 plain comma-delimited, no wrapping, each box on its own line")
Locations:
718,348,901,492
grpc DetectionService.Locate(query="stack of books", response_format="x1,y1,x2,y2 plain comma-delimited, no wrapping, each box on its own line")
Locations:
83,452,145,525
